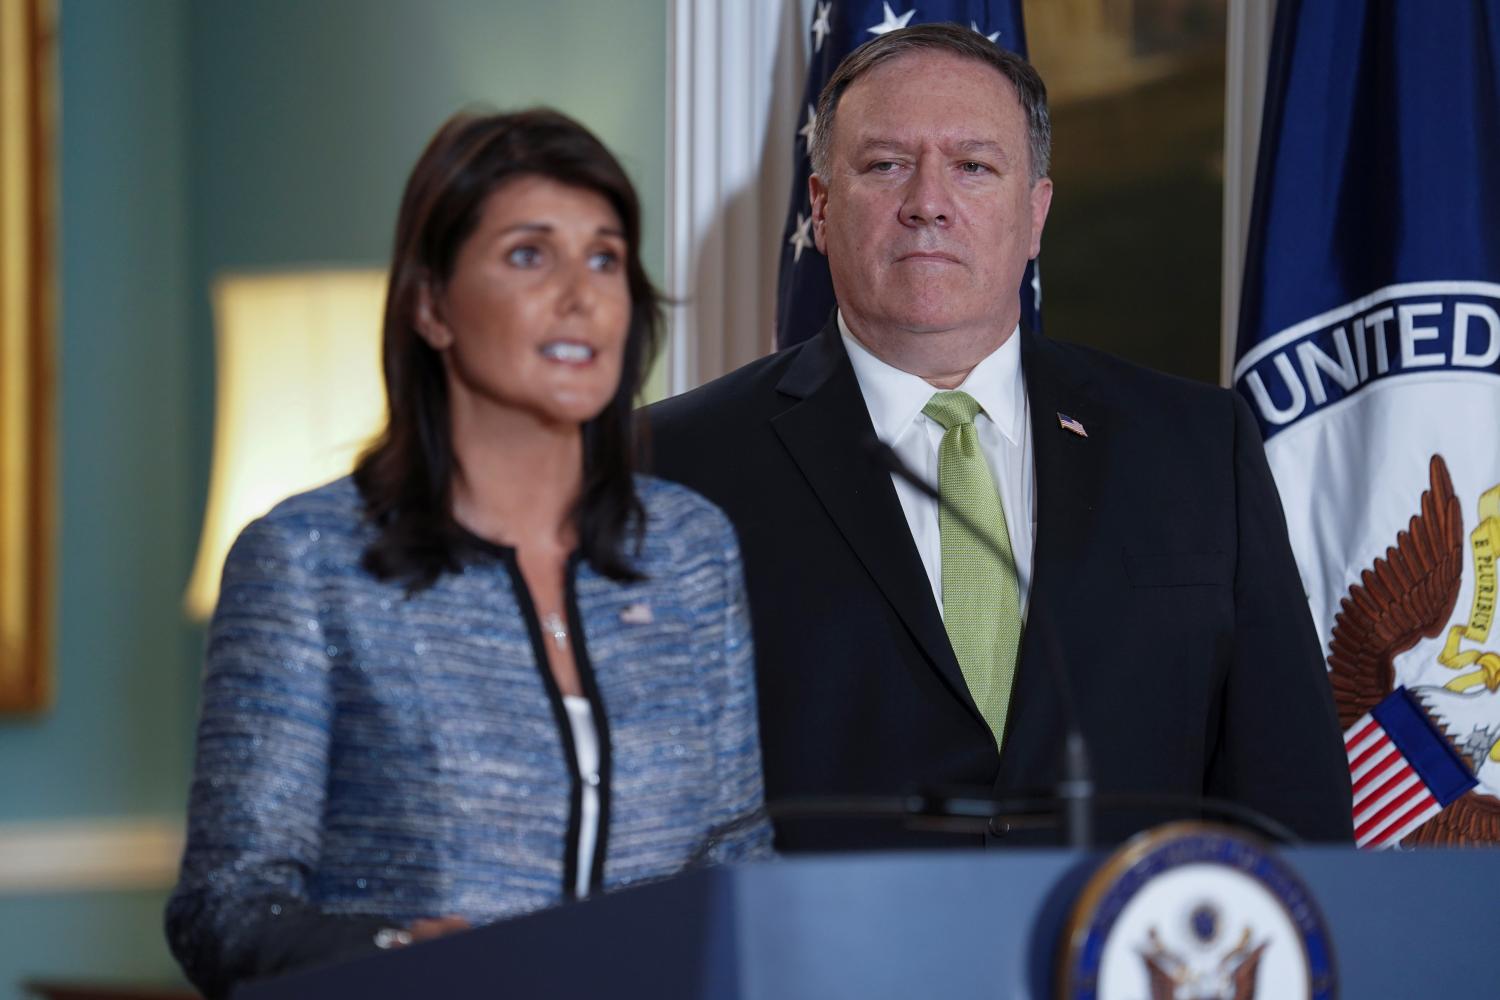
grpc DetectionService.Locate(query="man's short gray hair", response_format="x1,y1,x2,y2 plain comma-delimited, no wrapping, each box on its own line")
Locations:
809,22,1052,185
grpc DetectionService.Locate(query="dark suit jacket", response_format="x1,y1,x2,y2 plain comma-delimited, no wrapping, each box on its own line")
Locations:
648,317,1353,851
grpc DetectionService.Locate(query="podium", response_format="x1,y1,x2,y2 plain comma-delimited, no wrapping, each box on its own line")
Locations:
237,848,1496,998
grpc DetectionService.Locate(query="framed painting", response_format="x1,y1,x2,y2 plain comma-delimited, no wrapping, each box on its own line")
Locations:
0,0,56,712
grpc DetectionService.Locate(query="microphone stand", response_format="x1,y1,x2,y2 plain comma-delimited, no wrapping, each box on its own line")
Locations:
765,790,1300,846
864,435,1095,849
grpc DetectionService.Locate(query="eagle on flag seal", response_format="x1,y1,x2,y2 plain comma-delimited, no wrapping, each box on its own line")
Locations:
1328,455,1500,845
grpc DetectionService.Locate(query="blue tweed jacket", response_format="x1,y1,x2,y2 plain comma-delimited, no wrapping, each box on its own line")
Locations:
166,475,771,997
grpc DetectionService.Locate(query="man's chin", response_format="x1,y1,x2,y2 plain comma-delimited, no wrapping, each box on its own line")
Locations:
883,311,970,335
874,287,971,329
868,313,1022,349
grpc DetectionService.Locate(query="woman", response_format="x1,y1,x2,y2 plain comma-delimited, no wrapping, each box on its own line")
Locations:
166,109,771,998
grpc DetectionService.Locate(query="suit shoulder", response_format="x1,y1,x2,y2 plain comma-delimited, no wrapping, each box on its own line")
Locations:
1044,336,1236,426
634,475,740,564
644,342,814,488
1050,336,1223,399
637,475,732,530
229,476,370,571
647,341,807,428
251,476,365,538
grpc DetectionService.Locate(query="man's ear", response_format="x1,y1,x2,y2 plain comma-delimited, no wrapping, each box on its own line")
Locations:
1028,177,1054,260
809,172,830,254
413,278,454,350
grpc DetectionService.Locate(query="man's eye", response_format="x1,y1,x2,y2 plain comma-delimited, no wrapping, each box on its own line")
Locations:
960,161,988,174
507,246,542,267
871,161,898,173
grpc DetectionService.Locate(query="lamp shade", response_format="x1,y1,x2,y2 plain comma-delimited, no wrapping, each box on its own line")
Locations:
184,269,388,620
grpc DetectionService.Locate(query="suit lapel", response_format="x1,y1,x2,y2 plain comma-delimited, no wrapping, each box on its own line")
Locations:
999,330,1108,788
1021,330,1106,605
771,320,985,726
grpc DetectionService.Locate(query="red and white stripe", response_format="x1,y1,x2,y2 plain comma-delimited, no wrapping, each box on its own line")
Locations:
1345,713,1443,848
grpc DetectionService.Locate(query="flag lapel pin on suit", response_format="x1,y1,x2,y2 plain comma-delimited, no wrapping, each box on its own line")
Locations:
1057,412,1088,438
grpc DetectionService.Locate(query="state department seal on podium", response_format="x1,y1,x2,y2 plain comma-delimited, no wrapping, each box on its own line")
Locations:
1057,823,1336,1000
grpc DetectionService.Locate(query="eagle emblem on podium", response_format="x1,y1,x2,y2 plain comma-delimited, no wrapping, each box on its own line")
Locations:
1328,454,1497,845
1139,911,1268,1000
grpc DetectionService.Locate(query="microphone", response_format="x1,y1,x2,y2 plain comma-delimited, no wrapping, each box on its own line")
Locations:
862,433,1095,849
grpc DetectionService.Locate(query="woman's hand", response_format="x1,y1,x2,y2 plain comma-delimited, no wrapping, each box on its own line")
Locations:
405,915,472,942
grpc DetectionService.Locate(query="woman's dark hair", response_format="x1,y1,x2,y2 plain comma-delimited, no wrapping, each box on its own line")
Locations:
353,108,664,590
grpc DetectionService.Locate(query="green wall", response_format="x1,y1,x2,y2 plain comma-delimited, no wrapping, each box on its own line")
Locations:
0,1,667,995
0,0,196,827
186,0,668,273
0,0,195,994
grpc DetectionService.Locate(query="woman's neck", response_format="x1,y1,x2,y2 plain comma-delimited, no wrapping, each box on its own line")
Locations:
448,399,584,553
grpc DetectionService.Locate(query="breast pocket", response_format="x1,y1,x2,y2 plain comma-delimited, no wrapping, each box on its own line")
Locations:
1122,549,1232,588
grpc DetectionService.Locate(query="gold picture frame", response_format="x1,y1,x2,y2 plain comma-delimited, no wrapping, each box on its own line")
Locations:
0,0,56,712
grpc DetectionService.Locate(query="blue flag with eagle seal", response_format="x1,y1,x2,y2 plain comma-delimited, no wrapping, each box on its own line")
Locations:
1234,0,1500,847
775,0,1037,349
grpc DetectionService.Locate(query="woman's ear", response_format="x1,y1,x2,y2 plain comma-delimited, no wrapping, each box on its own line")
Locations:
413,278,454,350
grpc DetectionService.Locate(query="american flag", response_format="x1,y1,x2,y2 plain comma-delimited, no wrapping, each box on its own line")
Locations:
1345,687,1477,849
775,0,1037,349
1056,412,1087,438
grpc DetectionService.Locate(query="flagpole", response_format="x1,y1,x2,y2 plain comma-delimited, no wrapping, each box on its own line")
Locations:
1220,0,1278,387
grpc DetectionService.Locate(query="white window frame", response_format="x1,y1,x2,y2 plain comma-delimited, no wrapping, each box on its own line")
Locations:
664,0,811,395
1221,0,1279,386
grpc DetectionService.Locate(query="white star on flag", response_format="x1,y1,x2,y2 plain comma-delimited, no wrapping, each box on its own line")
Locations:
811,2,832,52
788,211,814,262
971,21,1000,43
867,2,915,36
798,104,817,147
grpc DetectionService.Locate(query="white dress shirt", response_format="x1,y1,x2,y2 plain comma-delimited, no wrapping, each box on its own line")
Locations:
562,695,600,899
840,312,1035,616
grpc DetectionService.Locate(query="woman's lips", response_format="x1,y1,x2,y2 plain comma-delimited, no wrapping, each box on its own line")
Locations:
539,341,597,364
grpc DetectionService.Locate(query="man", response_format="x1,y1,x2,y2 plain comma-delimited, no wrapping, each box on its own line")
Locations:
649,23,1352,851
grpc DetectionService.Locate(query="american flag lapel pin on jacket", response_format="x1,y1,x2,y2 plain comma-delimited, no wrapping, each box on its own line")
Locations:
620,602,654,625
1057,412,1088,438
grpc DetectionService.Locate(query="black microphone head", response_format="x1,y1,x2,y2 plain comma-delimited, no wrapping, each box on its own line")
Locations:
861,432,942,501
859,431,897,469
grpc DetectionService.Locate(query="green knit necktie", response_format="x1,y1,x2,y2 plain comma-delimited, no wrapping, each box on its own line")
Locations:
921,390,1022,749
